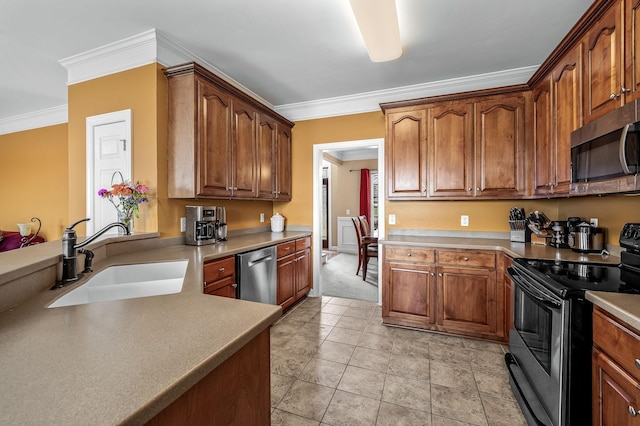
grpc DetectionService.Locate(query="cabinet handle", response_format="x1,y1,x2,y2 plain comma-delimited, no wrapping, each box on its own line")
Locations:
438,273,443,277
622,87,631,94
232,283,238,288
635,359,640,370
468,187,472,191
219,267,225,273
629,405,638,417
476,187,481,192
610,92,621,100
463,257,469,261
431,272,435,276
407,253,412,257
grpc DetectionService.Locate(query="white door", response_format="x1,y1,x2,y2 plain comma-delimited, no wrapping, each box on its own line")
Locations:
86,110,132,234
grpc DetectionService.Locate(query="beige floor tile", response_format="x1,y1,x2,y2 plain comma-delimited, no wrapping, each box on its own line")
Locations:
364,322,396,337
271,350,312,378
277,380,335,421
472,365,513,400
463,338,504,353
480,394,527,426
394,327,432,343
285,309,319,323
322,389,380,425
337,365,386,399
387,353,430,382
429,342,472,365
391,337,430,357
358,332,395,352
321,303,350,316
343,306,375,320
350,299,379,309
349,346,391,373
376,401,432,426
282,334,323,357
316,340,356,364
335,315,369,331
272,408,320,425
430,360,476,391
430,384,487,426
271,373,296,407
310,312,343,326
321,296,334,304
382,374,431,413
431,415,475,426
325,326,364,345
297,323,333,340
469,348,506,370
429,333,465,347
271,331,294,349
299,357,347,388
327,297,354,306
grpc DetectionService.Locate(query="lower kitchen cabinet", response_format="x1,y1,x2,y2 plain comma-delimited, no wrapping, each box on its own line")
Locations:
382,245,506,342
203,256,237,298
593,307,640,425
277,236,311,310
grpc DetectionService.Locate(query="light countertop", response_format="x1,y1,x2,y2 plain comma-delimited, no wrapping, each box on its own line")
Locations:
0,230,309,425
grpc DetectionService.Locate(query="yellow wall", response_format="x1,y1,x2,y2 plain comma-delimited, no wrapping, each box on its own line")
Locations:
0,124,69,240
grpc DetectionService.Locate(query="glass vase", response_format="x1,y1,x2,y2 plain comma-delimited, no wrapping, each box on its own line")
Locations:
118,211,134,235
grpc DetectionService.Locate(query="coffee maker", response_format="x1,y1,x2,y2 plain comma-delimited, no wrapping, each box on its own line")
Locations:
185,206,217,246
549,221,570,248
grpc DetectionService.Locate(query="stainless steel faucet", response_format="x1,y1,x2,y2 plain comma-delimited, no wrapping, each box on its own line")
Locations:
55,218,130,287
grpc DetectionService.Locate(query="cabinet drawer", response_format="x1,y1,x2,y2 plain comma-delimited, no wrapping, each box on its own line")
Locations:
593,307,640,382
295,236,311,251
204,256,235,283
438,250,495,268
277,241,296,258
204,275,236,295
384,246,435,263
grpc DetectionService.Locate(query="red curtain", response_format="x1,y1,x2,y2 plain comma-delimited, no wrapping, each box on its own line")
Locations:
359,169,371,224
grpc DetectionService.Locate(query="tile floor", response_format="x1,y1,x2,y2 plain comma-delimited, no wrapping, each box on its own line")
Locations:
270,296,526,426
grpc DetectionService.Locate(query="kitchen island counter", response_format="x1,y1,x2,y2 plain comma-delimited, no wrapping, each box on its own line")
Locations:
0,230,309,425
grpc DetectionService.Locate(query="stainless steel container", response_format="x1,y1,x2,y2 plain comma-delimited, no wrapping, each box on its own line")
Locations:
185,206,217,246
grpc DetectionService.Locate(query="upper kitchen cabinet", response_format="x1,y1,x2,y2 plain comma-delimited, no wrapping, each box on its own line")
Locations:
624,0,640,103
428,102,474,198
165,62,293,200
552,43,583,194
584,2,624,123
385,108,428,199
532,78,554,196
474,94,527,198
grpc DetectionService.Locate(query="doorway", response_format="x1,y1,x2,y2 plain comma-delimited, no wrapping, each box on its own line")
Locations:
311,138,385,304
85,109,132,234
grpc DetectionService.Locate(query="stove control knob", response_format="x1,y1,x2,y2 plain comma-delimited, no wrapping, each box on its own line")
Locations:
634,229,640,240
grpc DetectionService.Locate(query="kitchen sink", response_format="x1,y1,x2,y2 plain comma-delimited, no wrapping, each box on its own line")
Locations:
48,260,189,308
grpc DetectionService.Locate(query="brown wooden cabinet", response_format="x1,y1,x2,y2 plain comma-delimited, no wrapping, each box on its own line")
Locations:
277,237,311,310
385,108,428,198
625,0,640,103
382,246,505,342
203,256,237,298
165,62,293,200
592,307,640,425
532,78,554,196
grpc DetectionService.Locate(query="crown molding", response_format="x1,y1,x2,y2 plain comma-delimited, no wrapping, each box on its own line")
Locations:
0,105,68,135
274,65,539,122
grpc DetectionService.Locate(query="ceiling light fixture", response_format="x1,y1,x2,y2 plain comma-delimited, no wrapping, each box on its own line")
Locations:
349,0,402,62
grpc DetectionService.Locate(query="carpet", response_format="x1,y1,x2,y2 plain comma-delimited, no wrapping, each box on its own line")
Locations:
320,252,379,302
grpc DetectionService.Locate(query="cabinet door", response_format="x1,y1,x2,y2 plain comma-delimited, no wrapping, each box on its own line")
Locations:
294,248,311,300
584,2,623,123
257,114,277,200
625,0,640,103
552,44,583,193
533,78,554,196
593,348,640,426
437,266,497,335
277,253,296,308
383,262,436,325
231,99,258,198
205,276,238,298
198,79,233,197
275,123,292,200
428,102,474,198
386,109,428,198
474,95,526,197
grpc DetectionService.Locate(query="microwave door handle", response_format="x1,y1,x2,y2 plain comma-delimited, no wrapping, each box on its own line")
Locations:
619,123,632,174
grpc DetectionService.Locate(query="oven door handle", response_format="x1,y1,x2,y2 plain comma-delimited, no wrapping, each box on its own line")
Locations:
507,267,562,309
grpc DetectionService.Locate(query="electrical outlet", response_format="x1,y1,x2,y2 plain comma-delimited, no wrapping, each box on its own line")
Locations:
590,218,598,227
346,209,351,215
388,214,396,225
260,213,265,223
180,217,186,233
461,215,469,227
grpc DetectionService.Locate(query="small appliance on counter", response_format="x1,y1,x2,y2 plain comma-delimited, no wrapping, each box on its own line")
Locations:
567,221,605,253
215,206,227,241
508,207,530,242
270,212,285,233
185,206,217,246
549,221,570,249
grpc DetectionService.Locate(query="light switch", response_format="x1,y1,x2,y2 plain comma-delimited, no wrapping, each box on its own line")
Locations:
461,215,469,226
389,214,396,225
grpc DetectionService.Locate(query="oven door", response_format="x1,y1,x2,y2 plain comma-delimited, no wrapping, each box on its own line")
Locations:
507,267,567,426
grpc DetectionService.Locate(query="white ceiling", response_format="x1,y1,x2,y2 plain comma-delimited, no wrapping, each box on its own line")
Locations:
0,0,593,126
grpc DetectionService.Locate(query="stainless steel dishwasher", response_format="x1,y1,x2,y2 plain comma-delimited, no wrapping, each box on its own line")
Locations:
236,246,277,304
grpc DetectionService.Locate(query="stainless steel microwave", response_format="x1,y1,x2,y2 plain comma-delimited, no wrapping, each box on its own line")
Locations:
571,100,640,182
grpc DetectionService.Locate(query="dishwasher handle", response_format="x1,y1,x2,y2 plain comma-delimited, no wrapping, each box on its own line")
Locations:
248,254,274,268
